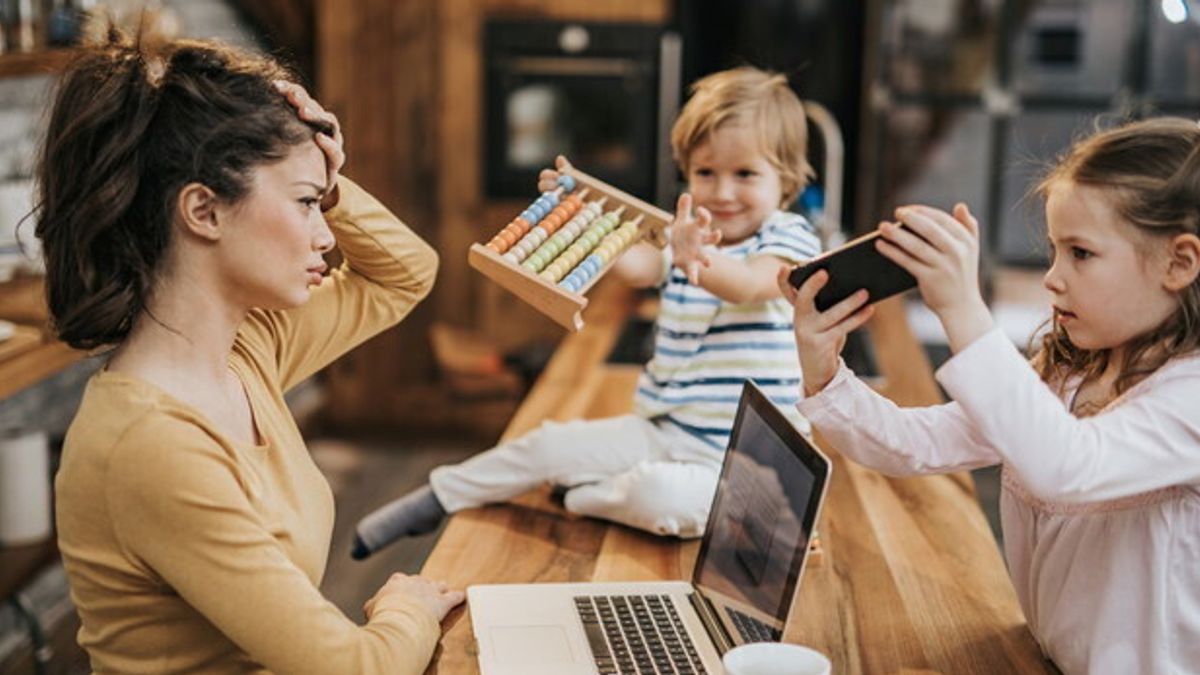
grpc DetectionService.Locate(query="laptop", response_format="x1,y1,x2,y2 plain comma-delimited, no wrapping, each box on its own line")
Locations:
468,381,833,675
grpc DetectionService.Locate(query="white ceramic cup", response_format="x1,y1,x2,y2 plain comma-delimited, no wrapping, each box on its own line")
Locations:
0,430,52,546
722,643,832,675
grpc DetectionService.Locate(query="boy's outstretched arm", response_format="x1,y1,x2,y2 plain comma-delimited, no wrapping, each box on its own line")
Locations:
671,192,794,304
687,251,791,303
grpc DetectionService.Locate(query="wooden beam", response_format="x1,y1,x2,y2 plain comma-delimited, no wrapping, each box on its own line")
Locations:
228,0,314,81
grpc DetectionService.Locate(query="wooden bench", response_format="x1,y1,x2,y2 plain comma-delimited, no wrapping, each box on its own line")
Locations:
420,280,1053,674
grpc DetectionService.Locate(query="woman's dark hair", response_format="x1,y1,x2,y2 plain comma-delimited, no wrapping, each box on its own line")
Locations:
1031,117,1200,406
34,27,330,350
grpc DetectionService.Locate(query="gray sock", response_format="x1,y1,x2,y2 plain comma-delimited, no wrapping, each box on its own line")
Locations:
352,484,447,560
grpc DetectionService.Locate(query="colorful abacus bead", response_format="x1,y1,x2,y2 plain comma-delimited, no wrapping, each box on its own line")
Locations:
554,245,585,276
523,199,604,273
527,234,567,272
546,211,620,283
564,254,602,291
486,190,562,254
503,192,585,264
557,217,643,292
541,259,569,283
566,255,597,291
523,234,561,271
486,217,527,253
503,228,548,264
557,174,577,192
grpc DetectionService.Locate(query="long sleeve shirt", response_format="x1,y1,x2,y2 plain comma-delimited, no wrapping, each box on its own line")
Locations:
55,177,442,674
797,328,1200,675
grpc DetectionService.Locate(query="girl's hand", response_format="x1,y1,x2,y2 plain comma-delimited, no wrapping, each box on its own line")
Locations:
364,572,465,623
274,80,345,210
671,193,722,285
537,155,572,193
777,266,874,396
876,203,994,352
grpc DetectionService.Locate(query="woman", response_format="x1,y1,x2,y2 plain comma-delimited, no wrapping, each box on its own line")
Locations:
40,30,462,674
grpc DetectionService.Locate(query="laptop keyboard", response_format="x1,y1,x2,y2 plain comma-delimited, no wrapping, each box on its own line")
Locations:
726,607,782,643
574,595,707,674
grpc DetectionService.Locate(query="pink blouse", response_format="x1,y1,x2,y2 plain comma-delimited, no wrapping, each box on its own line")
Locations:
797,328,1200,674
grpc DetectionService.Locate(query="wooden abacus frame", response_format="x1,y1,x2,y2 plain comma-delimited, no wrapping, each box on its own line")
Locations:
468,165,673,331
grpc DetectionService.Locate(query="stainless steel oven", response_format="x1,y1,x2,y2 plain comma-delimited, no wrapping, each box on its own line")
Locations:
484,20,681,206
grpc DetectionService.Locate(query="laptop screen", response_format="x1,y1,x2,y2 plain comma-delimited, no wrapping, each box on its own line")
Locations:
691,382,830,624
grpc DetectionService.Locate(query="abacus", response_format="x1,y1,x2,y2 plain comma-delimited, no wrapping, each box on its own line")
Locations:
468,165,673,331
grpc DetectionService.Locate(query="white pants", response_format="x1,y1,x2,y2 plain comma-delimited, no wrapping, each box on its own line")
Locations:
429,415,723,538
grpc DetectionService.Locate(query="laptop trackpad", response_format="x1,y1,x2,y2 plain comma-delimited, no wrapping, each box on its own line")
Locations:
488,625,576,665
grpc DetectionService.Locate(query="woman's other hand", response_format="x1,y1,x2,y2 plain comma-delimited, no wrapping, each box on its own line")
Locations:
275,80,345,210
777,266,874,396
364,573,465,623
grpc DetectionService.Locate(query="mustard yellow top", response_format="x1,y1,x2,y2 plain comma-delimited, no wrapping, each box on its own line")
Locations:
55,178,442,674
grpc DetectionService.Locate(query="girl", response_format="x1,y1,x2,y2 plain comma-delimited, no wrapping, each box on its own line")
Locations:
43,31,462,673
782,117,1200,674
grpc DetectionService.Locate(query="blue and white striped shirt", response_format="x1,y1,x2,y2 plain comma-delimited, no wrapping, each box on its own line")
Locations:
634,210,823,450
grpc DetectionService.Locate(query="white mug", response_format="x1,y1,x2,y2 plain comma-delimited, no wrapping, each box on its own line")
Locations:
0,429,52,545
722,643,832,675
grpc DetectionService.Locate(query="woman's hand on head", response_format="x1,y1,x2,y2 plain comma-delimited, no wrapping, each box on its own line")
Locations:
670,193,722,285
877,203,994,352
274,80,345,210
777,266,874,396
536,155,573,193
364,572,465,623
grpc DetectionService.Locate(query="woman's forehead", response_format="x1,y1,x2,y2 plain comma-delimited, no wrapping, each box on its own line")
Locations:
259,141,326,185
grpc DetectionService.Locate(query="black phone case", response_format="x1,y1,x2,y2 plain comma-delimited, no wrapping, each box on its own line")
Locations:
787,231,917,311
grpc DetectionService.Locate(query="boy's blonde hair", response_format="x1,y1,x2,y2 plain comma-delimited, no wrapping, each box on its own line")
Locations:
1032,117,1200,405
670,67,814,208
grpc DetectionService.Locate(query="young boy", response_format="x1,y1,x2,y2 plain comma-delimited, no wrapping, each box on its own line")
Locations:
353,67,823,558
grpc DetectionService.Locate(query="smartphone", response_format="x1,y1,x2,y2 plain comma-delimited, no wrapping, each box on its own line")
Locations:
787,229,917,312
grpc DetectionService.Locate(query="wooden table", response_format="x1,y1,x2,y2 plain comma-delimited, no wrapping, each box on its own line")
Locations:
420,281,1053,674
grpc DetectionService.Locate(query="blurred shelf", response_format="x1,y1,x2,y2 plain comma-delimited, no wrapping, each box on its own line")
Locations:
0,276,84,400
0,48,79,78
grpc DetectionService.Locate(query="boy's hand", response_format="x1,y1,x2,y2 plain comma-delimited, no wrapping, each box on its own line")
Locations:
877,203,994,352
536,155,573,193
671,193,722,285
777,266,874,396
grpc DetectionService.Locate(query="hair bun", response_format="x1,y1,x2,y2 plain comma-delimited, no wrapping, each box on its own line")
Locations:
82,5,180,49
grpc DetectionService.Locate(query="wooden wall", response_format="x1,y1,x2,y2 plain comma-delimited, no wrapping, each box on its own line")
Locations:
316,0,442,429
315,0,672,433
232,0,315,80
